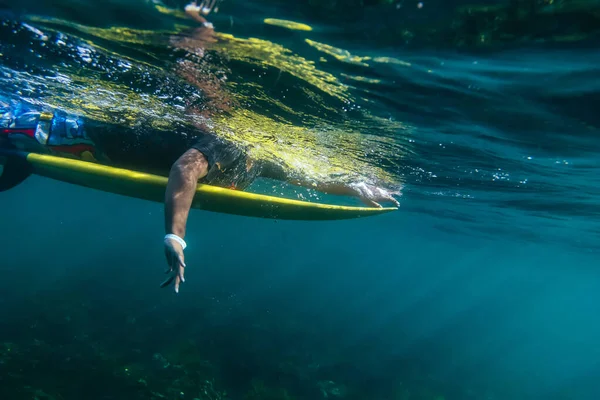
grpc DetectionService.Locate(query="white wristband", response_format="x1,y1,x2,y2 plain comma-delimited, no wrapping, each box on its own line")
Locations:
164,234,187,250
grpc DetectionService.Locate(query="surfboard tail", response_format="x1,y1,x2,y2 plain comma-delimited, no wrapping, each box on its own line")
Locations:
0,151,32,191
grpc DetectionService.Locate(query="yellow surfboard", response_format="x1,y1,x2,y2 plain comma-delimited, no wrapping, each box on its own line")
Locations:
1,151,396,220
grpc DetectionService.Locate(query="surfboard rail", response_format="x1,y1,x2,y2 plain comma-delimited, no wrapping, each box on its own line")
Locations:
0,150,397,220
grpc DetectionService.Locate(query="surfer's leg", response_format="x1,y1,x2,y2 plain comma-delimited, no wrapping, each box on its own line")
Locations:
0,99,36,190
45,110,98,161
0,153,32,192
1,98,100,162
0,98,50,152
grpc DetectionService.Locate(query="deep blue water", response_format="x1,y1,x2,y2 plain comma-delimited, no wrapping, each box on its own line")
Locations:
1,1,600,400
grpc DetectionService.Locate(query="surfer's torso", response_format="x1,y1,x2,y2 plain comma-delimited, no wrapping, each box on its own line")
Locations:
0,97,260,190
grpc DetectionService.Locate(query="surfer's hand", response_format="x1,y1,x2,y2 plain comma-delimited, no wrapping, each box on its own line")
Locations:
161,238,186,293
349,182,400,208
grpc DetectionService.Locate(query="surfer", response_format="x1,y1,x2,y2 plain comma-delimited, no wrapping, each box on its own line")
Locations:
0,100,400,292
0,2,399,293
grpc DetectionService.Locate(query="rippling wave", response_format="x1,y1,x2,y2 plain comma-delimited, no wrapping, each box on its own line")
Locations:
1,0,599,247
2,3,600,400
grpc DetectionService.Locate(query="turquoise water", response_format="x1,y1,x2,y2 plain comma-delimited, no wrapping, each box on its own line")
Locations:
1,1,600,399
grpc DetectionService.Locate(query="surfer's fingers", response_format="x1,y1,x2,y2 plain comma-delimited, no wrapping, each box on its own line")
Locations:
174,275,181,293
165,257,174,273
177,253,186,269
208,0,217,12
387,196,400,207
362,198,382,208
178,264,185,284
176,253,186,283
160,274,175,288
198,0,207,14
165,247,175,268
201,0,217,14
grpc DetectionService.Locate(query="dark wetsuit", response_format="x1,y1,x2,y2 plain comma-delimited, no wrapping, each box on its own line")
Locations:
0,97,260,190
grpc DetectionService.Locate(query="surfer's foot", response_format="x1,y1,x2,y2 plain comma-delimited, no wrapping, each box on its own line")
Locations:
200,0,220,15
185,0,220,25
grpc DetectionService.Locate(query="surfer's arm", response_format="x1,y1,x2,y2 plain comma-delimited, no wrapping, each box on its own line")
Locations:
165,148,209,238
260,161,400,208
161,148,209,293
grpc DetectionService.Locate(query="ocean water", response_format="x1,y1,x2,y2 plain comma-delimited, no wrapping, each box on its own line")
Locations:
1,1,600,400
